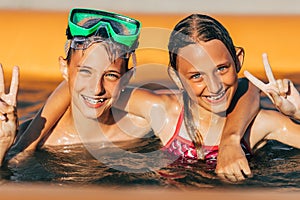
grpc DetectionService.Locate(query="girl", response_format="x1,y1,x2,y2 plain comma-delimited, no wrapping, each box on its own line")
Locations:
164,14,300,181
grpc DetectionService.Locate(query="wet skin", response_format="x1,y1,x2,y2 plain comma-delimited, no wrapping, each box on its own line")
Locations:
176,40,239,115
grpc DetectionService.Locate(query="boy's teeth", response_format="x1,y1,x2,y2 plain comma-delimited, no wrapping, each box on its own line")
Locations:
83,95,105,104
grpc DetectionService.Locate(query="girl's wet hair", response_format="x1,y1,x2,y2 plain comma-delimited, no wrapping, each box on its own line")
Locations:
168,14,242,158
65,18,133,71
168,14,241,72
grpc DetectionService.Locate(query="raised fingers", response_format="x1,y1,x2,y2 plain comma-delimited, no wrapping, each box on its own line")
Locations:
262,53,276,84
276,79,289,97
0,64,5,94
9,66,19,106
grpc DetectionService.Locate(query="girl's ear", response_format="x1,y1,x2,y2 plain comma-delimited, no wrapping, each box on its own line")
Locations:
59,56,68,81
167,66,184,91
235,47,245,73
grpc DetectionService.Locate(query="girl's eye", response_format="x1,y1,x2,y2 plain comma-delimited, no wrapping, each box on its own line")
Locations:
104,73,120,81
217,66,229,73
190,73,202,80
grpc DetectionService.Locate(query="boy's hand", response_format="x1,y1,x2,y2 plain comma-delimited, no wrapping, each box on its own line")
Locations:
0,64,19,166
244,53,300,119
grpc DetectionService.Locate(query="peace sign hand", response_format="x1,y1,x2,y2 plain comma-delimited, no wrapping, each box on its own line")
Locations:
244,53,300,120
0,64,19,166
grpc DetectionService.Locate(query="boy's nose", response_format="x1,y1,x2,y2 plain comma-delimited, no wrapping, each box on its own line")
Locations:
91,78,106,95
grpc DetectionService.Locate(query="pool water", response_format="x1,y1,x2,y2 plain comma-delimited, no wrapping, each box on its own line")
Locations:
0,77,300,189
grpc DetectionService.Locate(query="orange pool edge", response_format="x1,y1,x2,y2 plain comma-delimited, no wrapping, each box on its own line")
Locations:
0,182,300,200
1,10,300,82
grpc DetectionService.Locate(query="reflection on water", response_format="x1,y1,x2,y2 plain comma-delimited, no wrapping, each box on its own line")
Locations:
0,77,300,189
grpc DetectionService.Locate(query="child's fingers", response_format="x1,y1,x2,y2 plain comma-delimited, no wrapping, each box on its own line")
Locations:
0,64,5,94
243,70,266,92
267,89,282,107
239,159,252,178
0,100,14,114
283,79,290,93
9,66,19,106
262,53,276,84
231,164,246,182
0,113,6,121
276,79,287,97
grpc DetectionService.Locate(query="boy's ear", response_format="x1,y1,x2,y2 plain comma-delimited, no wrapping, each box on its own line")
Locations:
167,66,184,90
59,56,68,81
235,47,245,73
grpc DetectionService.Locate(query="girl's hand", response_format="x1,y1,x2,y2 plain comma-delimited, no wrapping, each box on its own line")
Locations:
244,53,300,120
0,64,19,166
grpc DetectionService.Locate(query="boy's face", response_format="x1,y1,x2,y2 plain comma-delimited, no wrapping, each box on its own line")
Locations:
67,43,126,119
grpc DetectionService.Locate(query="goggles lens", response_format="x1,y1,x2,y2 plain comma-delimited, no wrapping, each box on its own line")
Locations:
68,8,141,48
70,36,104,50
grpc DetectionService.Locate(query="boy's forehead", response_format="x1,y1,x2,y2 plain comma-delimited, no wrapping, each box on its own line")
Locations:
74,43,124,72
79,44,111,68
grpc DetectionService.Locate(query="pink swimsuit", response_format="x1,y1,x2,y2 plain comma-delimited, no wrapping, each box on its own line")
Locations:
164,110,251,161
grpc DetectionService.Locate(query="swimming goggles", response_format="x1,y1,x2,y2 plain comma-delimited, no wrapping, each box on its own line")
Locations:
66,8,141,49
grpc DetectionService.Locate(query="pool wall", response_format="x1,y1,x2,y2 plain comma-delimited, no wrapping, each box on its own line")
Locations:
1,10,300,81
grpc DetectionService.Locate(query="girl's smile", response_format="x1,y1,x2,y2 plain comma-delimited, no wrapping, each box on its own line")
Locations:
176,40,238,114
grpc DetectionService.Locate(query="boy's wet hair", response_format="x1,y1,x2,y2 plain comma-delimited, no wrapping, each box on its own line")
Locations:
65,18,132,71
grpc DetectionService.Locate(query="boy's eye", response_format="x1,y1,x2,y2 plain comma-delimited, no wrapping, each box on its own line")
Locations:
104,73,120,81
79,69,92,75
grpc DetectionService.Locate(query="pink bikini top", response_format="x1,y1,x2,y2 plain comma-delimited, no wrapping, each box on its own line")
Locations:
163,110,219,161
163,109,252,162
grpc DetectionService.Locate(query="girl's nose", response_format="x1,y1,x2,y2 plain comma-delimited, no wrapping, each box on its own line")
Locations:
205,75,223,94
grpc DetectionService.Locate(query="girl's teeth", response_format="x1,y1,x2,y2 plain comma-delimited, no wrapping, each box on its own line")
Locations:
207,91,225,100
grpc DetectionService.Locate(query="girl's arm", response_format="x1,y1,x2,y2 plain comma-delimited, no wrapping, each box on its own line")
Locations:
216,78,260,182
5,81,70,163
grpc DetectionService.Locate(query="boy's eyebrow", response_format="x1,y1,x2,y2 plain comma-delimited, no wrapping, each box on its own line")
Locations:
75,65,122,74
104,70,122,74
76,65,93,69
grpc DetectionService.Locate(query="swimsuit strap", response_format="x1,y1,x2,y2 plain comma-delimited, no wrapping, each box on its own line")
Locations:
164,108,184,148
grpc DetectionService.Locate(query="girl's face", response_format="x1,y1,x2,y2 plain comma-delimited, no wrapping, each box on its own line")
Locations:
176,39,239,114
65,43,126,119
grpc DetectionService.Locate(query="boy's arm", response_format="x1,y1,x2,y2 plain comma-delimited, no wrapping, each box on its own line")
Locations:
216,78,260,182
5,81,70,163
